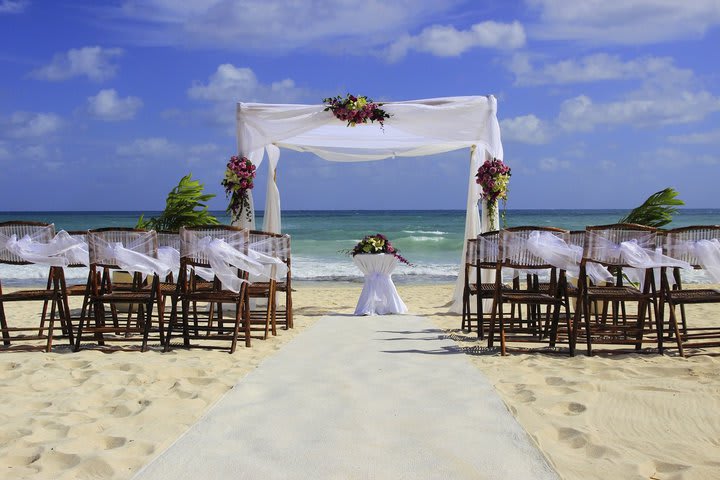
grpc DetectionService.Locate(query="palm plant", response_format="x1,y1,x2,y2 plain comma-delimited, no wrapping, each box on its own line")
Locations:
137,174,219,232
618,188,684,228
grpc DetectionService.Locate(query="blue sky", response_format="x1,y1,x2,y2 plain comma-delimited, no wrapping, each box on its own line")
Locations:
1,0,719,212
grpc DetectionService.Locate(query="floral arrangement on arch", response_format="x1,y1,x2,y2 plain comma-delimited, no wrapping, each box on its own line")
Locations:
221,155,256,222
476,157,511,227
323,94,391,128
349,234,411,266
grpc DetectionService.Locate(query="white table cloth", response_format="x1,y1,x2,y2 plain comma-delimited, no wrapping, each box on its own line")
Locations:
353,254,408,316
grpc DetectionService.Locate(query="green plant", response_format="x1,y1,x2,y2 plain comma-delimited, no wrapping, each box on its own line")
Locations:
136,174,219,232
618,187,684,228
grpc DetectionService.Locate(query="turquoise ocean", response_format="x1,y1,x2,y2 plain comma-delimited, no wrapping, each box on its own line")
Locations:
1,209,718,286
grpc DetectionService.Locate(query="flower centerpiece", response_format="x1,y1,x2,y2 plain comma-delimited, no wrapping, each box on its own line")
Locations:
323,94,391,128
348,233,411,266
475,157,511,227
221,155,256,222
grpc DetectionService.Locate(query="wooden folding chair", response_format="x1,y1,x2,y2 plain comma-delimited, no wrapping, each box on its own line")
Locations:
487,227,571,355
247,230,290,339
661,225,720,356
572,224,659,356
164,226,251,353
462,231,509,338
74,228,163,352
0,221,72,352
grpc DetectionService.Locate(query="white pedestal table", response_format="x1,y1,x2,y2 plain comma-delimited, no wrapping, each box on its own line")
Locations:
352,253,408,316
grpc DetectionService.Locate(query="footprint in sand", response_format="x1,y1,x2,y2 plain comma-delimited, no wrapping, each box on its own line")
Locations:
557,427,588,449
41,450,81,470
69,457,115,478
567,402,587,415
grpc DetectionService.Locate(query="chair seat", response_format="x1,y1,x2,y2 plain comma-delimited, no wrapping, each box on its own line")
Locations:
91,291,156,303
501,291,563,304
0,289,59,301
468,283,510,294
586,285,647,300
667,288,720,304
183,290,244,302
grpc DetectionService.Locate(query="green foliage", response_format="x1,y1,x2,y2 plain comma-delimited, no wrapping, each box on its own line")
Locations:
136,174,219,232
618,188,684,228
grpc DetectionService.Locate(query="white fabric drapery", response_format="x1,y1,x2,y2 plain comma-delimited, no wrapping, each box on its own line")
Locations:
352,254,408,316
235,96,504,311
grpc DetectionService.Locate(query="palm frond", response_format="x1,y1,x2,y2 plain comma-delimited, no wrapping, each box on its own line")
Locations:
618,188,684,228
136,174,219,232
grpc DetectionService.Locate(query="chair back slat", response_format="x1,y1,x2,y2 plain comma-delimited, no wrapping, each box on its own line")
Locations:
499,226,568,269
663,225,720,268
66,230,88,268
249,230,291,263
87,228,158,268
583,223,657,267
180,226,248,268
0,221,56,265
157,231,181,250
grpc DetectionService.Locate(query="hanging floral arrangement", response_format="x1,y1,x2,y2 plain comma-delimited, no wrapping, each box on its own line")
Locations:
222,155,256,222
323,94,391,128
476,158,511,227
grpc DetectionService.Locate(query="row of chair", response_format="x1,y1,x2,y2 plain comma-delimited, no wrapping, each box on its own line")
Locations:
0,222,293,354
462,224,720,356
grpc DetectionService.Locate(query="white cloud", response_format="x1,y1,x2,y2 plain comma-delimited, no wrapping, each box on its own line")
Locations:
508,53,693,86
527,0,720,45
500,114,551,144
31,46,124,82
539,157,570,171
385,21,525,61
109,0,462,53
188,64,305,103
639,147,720,169
3,111,63,138
0,0,28,14
116,139,221,165
116,137,178,157
87,89,143,121
669,129,720,145
0,141,10,160
557,91,720,131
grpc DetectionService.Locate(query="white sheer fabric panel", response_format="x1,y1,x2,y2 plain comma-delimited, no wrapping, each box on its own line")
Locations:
675,239,720,283
263,144,282,234
237,96,503,161
0,227,83,267
588,232,691,288
181,230,263,293
89,231,169,278
248,235,289,282
450,147,491,313
353,254,408,316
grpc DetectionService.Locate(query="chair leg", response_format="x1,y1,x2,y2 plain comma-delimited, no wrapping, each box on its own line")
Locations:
477,294,484,340
499,300,507,356
667,300,685,357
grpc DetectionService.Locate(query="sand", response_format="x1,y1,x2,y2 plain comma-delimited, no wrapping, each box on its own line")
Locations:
1,282,719,479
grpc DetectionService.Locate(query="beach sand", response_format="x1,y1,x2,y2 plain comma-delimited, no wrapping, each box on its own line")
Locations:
1,283,719,479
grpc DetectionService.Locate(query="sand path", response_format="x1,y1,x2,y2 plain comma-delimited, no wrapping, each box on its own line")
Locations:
134,314,558,479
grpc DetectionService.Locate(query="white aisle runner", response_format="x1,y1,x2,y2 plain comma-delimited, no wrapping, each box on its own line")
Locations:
134,315,558,480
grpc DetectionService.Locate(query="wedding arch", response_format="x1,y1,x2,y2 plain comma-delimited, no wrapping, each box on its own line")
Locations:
235,95,504,311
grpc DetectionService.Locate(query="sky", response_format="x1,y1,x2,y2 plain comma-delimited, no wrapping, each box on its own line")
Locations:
1,0,719,212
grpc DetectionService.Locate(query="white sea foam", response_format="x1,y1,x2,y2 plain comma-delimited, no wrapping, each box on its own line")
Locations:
406,236,445,242
402,230,447,235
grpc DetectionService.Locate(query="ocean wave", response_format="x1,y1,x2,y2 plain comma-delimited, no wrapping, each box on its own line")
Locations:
402,230,447,235
405,236,446,242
